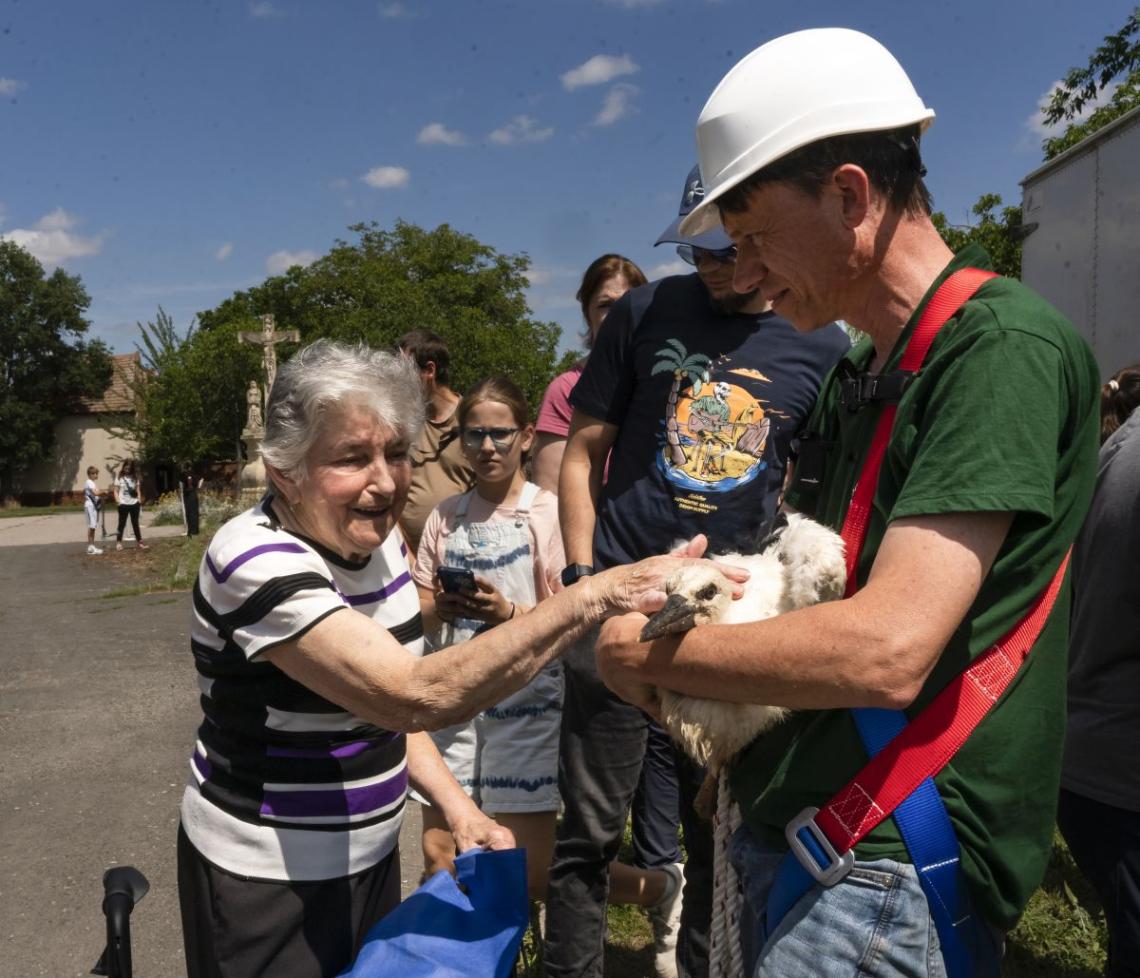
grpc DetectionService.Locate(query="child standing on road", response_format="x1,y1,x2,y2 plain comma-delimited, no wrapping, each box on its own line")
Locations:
413,377,564,902
83,466,103,555
113,459,148,551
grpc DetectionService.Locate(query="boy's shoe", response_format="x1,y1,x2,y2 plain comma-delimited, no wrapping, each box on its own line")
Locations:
648,862,685,978
86,545,103,555
137,542,149,550
115,542,123,551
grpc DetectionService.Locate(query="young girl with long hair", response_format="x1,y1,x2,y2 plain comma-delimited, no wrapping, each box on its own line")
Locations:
413,377,564,901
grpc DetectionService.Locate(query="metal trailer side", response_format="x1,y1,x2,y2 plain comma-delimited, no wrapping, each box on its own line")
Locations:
1020,104,1140,379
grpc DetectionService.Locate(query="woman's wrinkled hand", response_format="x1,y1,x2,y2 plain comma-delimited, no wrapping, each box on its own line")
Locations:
450,811,516,854
596,534,749,616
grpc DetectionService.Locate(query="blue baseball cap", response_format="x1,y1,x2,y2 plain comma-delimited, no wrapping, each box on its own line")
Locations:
655,164,734,250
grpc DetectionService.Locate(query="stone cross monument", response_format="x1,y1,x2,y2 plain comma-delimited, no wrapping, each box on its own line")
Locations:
237,314,300,503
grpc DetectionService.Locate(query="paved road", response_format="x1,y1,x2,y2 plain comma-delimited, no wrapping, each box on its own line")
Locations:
0,514,424,978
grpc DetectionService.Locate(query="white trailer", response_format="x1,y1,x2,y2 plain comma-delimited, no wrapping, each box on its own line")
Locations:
1020,103,1140,379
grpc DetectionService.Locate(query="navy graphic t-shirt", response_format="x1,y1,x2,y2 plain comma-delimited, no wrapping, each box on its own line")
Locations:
571,273,849,568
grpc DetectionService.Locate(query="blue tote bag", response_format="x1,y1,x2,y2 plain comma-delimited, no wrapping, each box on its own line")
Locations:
339,847,529,978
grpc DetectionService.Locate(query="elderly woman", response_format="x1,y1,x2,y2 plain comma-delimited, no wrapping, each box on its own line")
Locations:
177,339,741,978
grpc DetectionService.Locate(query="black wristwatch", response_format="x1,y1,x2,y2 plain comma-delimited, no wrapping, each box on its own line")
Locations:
561,563,596,587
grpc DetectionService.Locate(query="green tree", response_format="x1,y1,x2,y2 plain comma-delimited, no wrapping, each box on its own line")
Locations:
135,305,196,371
0,241,113,500
197,220,564,411
932,194,1023,280
1041,7,1140,159
111,311,259,467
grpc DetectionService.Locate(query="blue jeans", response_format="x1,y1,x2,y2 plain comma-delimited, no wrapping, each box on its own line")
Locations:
729,826,1004,978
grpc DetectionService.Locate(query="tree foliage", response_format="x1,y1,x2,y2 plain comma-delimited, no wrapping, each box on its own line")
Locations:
0,241,113,499
1042,7,1140,159
110,308,260,467
135,305,196,372
932,194,1024,280
131,222,564,465
197,220,564,419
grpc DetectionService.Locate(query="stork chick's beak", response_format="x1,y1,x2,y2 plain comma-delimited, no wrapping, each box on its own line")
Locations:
640,592,698,642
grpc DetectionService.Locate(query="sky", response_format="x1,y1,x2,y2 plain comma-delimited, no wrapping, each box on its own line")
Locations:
1,0,1134,360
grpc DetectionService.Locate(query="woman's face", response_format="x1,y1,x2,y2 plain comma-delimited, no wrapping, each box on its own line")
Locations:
280,402,412,561
585,274,632,345
460,399,534,487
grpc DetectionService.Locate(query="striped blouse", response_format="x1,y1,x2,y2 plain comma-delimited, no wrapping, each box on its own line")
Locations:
179,498,423,880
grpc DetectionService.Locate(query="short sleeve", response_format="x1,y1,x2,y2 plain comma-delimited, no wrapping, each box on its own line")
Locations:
536,372,577,437
570,293,637,424
890,329,1062,522
197,540,345,660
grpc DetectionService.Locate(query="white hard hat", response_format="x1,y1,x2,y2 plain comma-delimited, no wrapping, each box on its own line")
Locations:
680,28,935,237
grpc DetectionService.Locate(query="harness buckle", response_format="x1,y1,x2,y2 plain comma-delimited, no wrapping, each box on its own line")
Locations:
785,807,854,887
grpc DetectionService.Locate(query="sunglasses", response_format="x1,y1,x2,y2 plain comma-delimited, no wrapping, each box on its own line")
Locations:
461,427,520,452
676,243,737,266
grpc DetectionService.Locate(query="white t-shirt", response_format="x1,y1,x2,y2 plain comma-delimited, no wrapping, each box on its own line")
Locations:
116,475,140,506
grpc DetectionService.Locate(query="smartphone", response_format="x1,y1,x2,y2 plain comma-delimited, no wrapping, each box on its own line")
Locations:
437,566,478,594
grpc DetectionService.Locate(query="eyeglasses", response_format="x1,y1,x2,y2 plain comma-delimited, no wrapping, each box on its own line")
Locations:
461,427,520,452
677,244,737,266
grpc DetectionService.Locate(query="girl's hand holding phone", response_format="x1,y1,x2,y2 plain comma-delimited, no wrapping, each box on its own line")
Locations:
434,576,514,624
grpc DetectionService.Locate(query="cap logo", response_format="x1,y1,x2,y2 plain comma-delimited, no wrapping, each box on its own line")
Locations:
685,179,705,207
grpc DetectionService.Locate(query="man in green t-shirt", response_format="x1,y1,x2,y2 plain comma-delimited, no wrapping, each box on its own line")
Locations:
595,28,1100,977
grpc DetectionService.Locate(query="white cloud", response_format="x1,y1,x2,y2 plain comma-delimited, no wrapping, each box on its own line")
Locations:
250,2,284,18
561,53,639,91
265,249,318,275
649,259,689,279
378,2,411,17
0,78,27,96
215,242,234,261
361,165,410,189
594,83,638,126
488,115,554,145
1,208,103,267
1026,79,1120,138
417,122,467,146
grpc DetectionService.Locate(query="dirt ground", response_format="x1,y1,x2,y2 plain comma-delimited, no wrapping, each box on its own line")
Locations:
0,515,424,978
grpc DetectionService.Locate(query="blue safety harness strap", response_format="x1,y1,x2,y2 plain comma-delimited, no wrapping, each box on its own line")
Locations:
762,708,974,978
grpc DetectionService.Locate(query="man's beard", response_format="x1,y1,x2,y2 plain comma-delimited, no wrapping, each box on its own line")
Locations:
708,288,759,316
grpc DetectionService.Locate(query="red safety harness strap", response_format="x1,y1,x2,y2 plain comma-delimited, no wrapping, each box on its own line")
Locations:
809,266,1070,855
842,267,1000,593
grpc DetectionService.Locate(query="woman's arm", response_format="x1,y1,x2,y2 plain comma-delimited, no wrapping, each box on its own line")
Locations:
263,539,745,734
406,732,514,853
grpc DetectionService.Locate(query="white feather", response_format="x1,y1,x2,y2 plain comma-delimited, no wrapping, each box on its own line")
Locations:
650,514,847,774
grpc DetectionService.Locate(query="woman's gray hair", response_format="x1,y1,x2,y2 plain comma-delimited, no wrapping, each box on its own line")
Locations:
261,338,425,483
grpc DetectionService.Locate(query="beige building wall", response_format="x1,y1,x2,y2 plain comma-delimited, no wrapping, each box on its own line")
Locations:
21,414,138,501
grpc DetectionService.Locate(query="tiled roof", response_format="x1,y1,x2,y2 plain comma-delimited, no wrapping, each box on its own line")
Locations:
76,352,142,415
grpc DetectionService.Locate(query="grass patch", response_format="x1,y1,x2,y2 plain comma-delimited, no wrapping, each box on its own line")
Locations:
99,527,215,597
1004,832,1107,977
0,504,84,518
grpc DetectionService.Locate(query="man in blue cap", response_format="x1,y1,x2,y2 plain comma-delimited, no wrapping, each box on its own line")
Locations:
544,165,848,978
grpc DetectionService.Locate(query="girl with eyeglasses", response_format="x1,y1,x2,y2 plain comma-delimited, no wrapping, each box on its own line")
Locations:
412,376,566,904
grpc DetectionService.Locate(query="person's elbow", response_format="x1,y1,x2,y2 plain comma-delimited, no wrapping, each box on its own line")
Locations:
398,669,481,733
855,627,942,711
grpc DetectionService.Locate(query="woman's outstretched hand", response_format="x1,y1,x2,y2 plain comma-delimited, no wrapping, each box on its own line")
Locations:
596,534,749,617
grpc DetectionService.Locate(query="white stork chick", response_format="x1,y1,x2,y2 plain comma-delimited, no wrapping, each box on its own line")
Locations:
639,513,847,811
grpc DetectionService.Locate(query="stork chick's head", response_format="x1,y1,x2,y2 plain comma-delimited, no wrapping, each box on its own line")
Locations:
639,562,733,641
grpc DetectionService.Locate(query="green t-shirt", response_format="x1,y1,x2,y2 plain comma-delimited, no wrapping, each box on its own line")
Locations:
729,244,1100,931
